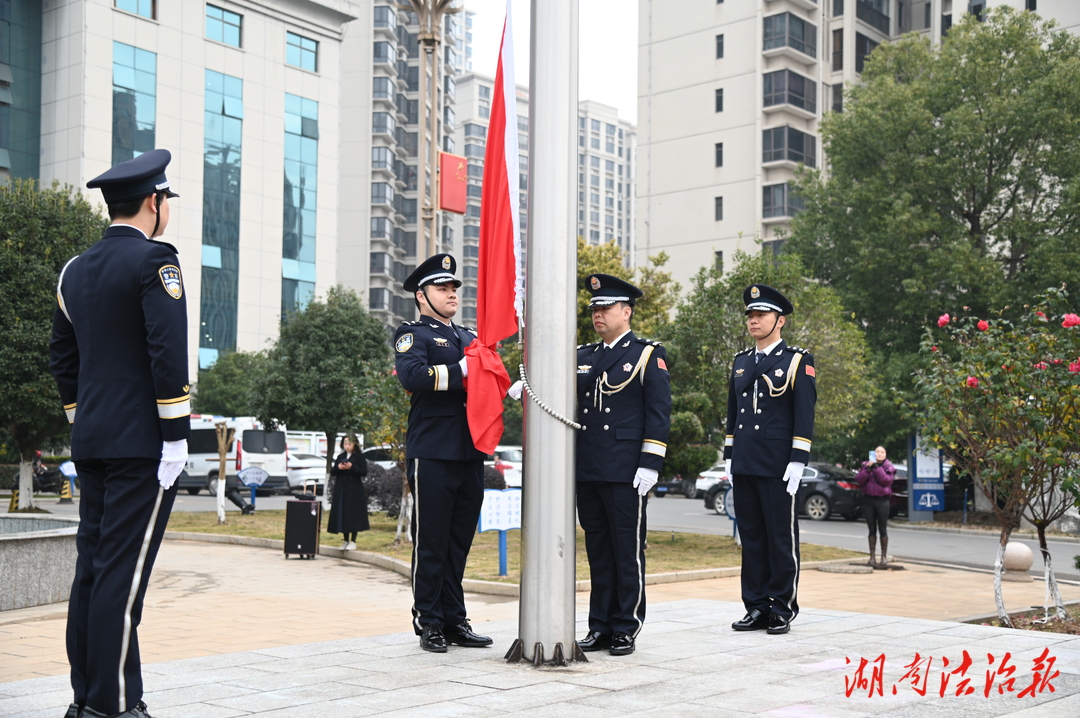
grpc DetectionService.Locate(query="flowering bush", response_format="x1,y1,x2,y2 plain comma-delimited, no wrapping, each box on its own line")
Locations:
911,288,1080,625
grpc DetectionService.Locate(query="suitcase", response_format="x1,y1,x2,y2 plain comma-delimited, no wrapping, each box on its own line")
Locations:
284,499,321,559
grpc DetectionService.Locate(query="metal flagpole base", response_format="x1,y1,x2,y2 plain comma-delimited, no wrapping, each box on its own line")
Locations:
503,638,587,666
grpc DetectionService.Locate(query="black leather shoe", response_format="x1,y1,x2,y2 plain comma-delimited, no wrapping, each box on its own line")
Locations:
419,625,448,653
63,704,81,718
732,608,771,631
609,632,635,655
82,702,153,718
241,504,255,515
767,614,791,635
577,631,612,652
443,619,492,647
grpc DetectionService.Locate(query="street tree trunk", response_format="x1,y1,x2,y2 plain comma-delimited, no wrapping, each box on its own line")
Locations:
1036,525,1068,620
994,528,1013,628
394,472,412,545
17,459,34,510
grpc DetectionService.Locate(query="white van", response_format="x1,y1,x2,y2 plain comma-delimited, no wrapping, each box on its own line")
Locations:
179,415,289,494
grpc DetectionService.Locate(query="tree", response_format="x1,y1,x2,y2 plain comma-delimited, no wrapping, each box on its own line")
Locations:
910,290,1080,627
0,180,109,509
661,247,876,466
789,7,1080,452
251,286,391,483
353,366,413,542
575,239,679,345
191,350,265,416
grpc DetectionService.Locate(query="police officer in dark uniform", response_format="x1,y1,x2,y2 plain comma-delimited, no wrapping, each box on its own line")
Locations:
725,284,816,636
393,254,493,653
50,149,189,718
575,274,671,656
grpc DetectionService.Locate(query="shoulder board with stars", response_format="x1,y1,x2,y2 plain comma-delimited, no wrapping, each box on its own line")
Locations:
786,345,810,354
148,239,179,254
635,337,662,346
458,325,479,336
578,341,600,350
400,319,424,326
735,348,754,357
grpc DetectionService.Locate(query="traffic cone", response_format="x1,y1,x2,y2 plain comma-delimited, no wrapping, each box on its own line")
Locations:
8,489,18,512
58,478,74,504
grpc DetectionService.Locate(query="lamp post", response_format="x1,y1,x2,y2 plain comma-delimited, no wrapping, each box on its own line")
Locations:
401,0,461,259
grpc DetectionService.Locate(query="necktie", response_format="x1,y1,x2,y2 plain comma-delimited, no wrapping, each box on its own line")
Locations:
755,351,764,365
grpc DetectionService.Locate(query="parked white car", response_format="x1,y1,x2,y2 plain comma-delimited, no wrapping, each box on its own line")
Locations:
361,445,399,471
286,452,328,493
486,445,523,488
692,464,730,499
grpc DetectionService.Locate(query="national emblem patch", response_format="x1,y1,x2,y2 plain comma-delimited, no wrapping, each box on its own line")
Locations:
159,265,183,299
805,365,816,377
396,333,414,353
657,358,668,371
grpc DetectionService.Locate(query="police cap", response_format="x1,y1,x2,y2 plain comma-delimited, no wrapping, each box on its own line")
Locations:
404,253,462,293
744,284,794,315
586,273,643,308
87,149,180,205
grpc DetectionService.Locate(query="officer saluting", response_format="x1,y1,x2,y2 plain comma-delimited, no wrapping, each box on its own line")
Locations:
50,149,189,718
726,284,816,636
394,254,493,653
575,274,671,656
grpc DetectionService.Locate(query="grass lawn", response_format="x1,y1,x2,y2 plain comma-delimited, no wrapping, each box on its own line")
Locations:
165,510,860,584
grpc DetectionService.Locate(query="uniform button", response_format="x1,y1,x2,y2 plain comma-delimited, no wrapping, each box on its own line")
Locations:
754,425,759,430
756,409,762,414
759,393,764,397
463,402,467,407
605,408,610,413
740,409,745,413
742,392,747,397
738,424,743,429
582,425,587,430
583,408,589,414
603,425,609,430
585,391,590,397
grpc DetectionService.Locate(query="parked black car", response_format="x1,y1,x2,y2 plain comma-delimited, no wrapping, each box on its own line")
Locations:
797,463,863,521
651,474,685,498
889,465,908,518
703,478,733,515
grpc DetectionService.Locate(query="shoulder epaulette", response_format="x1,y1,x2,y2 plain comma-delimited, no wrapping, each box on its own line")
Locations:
400,319,424,326
786,345,810,354
736,348,754,357
459,325,478,334
577,342,599,350
148,239,179,254
636,337,662,346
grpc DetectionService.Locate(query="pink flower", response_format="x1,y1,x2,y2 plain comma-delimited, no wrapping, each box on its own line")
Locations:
966,376,979,388
1033,362,1049,370
1062,313,1080,328
963,306,970,311
931,346,939,352
937,314,950,328
1002,364,1011,372
1036,311,1046,318
1069,361,1080,374
977,320,989,331
1052,359,1063,365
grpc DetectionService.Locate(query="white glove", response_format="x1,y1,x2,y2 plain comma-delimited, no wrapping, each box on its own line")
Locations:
507,380,524,400
159,439,188,490
458,356,469,377
632,467,659,496
725,460,732,479
784,461,805,496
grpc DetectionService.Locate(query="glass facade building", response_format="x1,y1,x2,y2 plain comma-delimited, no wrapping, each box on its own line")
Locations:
282,93,318,319
112,41,156,166
0,0,42,179
199,70,243,369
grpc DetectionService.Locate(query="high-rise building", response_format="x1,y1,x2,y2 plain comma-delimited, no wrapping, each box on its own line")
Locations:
447,73,637,325
636,0,1079,291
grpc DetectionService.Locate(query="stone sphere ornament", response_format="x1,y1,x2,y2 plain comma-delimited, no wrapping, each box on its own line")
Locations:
1003,541,1034,572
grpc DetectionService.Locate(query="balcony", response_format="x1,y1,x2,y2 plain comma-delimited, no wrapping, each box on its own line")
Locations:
765,0,817,11
856,0,891,35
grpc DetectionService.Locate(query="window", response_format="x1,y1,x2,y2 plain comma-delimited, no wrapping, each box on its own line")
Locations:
463,266,478,279
763,69,816,112
373,77,391,99
763,126,817,167
605,178,614,190
370,252,392,275
371,216,391,238
857,0,890,34
115,0,154,19
591,119,600,131
832,84,843,113
715,88,724,112
282,93,319,318
715,142,723,167
464,123,486,138
763,183,803,219
833,0,844,16
606,123,616,135
590,211,600,223
374,5,397,29
464,225,480,239
466,205,481,218
467,184,483,198
286,32,318,72
714,196,723,221
714,250,724,272
1026,0,1036,10
855,32,879,74
716,34,724,59
590,137,600,149
605,140,615,153
605,160,615,172
479,85,491,99
833,29,843,72
373,42,393,64
112,42,156,166
199,69,244,368
968,2,985,21
518,116,529,132
605,196,614,208
206,5,242,47
372,112,395,134
464,143,484,159
372,146,392,169
605,214,614,227
590,229,600,241
763,13,817,58
590,192,600,205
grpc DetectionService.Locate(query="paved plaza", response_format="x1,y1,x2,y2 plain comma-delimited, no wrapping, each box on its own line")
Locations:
2,537,1080,716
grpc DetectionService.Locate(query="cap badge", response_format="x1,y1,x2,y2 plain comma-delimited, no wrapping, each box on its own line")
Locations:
750,286,761,299
442,256,451,270
590,276,601,290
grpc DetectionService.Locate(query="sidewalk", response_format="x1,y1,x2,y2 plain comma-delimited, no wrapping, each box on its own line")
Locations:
2,538,1080,716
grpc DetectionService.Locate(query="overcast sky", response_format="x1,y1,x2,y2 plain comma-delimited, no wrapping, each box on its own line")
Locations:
462,0,638,124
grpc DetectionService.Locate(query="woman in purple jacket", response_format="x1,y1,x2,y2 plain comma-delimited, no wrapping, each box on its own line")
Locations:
855,446,896,567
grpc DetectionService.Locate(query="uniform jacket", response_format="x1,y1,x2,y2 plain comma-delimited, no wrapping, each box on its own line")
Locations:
394,318,486,462
723,340,816,478
855,459,895,497
576,331,672,483
50,225,191,461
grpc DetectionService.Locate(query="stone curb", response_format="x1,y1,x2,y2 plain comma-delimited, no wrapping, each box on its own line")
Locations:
891,521,1080,544
163,531,858,597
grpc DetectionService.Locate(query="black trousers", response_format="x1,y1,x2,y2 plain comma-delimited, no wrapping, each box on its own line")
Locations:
577,481,648,637
863,495,890,539
68,458,177,715
406,458,484,634
733,474,800,621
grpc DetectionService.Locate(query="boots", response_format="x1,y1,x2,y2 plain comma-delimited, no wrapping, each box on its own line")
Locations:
867,536,877,566
879,537,889,568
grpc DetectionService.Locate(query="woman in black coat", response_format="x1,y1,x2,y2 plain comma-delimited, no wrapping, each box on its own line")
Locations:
327,433,369,549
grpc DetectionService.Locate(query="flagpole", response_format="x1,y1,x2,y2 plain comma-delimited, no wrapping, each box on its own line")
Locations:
514,0,580,665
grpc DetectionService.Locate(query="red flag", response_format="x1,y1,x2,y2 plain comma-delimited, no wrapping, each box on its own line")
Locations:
439,152,468,214
465,0,520,455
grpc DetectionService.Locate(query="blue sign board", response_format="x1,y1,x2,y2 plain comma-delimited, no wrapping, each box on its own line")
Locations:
910,436,945,511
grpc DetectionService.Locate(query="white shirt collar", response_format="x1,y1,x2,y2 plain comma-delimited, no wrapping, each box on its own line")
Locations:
110,223,149,239
604,330,632,350
757,338,783,356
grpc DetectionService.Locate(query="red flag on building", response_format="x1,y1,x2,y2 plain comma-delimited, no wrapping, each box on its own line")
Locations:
439,152,468,214
463,0,521,455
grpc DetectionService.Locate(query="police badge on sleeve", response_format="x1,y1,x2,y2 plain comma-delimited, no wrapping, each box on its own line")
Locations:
159,265,183,299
